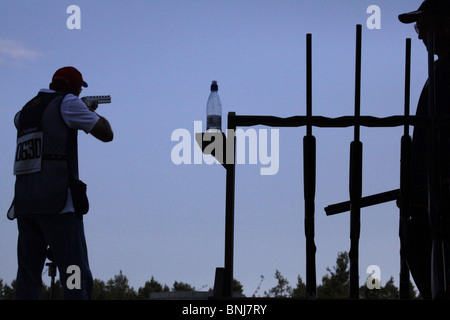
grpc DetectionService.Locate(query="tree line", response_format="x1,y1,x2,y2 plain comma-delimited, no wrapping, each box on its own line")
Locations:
0,251,420,299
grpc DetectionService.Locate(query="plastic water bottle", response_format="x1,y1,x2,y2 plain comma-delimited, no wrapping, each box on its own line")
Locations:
206,80,222,131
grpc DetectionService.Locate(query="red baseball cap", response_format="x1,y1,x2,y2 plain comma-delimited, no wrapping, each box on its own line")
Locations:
51,66,88,90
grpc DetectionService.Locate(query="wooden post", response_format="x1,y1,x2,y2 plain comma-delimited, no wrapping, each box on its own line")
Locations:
304,33,317,299
349,24,362,299
223,112,236,297
399,38,411,299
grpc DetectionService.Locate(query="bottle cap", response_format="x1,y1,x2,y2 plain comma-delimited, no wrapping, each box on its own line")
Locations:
210,80,218,91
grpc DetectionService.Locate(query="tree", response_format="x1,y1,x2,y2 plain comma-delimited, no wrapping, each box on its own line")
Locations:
264,270,292,298
233,278,244,294
92,279,108,300
317,251,419,299
172,280,195,292
291,275,307,299
0,253,423,299
251,275,265,297
360,276,398,299
360,276,419,299
105,270,137,299
137,276,169,299
0,279,15,300
317,251,349,298
41,280,63,300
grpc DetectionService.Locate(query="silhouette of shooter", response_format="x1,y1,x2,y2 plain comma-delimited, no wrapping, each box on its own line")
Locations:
399,0,450,299
7,67,113,299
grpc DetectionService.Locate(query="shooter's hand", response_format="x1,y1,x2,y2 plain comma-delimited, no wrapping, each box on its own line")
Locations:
81,97,99,112
89,101,99,112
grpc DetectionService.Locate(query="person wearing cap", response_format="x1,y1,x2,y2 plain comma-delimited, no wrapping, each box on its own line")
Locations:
399,0,450,299
8,66,113,299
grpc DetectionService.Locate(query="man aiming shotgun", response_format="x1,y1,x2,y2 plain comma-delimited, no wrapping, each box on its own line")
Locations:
7,66,113,299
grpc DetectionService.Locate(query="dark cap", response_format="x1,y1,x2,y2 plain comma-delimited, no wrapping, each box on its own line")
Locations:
51,66,88,90
399,0,450,24
210,80,218,91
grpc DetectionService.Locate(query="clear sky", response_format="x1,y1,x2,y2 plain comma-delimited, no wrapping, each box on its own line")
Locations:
0,0,428,296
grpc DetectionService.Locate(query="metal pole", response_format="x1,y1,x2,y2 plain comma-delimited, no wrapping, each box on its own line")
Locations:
399,38,411,299
304,33,317,299
349,24,362,299
223,112,236,298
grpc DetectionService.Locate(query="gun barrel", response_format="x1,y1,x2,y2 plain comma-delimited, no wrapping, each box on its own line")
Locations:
83,95,111,104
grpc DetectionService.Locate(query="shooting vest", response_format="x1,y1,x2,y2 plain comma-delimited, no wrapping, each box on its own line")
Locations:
8,91,79,218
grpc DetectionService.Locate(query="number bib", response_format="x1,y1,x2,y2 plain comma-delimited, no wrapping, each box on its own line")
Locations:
14,131,43,175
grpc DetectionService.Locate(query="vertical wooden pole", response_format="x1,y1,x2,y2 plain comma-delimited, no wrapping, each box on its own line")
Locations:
349,24,362,299
399,38,411,299
304,33,317,299
223,112,236,297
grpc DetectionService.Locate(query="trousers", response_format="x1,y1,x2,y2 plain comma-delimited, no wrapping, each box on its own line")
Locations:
15,213,93,299
407,204,450,299
406,210,432,299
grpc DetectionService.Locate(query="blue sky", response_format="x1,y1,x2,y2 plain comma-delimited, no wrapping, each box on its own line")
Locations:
0,0,428,296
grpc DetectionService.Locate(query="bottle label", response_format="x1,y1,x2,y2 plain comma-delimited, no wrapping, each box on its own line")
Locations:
207,115,221,131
